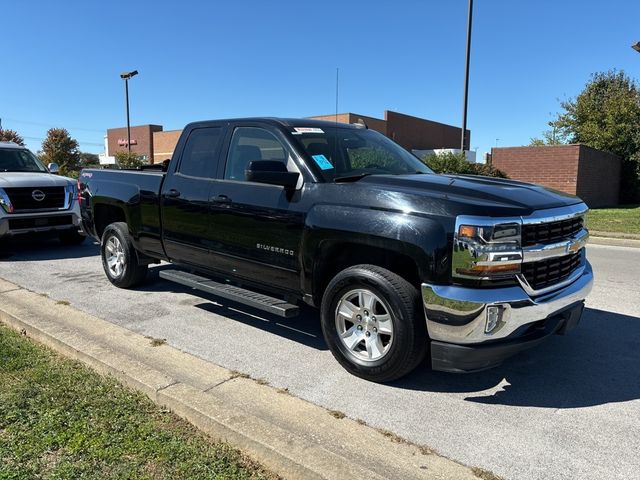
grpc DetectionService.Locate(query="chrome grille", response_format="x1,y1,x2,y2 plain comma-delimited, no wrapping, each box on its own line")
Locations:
522,216,584,246
522,250,583,291
4,186,66,211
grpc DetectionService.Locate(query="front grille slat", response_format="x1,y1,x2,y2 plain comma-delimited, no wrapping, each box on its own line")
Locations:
522,217,584,247
4,187,66,211
522,251,583,291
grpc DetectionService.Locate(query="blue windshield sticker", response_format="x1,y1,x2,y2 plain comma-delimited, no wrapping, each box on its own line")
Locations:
312,154,333,170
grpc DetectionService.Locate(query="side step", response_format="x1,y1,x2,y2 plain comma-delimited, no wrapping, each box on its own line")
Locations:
159,270,300,318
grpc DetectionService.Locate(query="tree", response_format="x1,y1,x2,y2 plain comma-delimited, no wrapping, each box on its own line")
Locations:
0,128,25,146
79,152,100,167
548,70,640,202
114,151,144,169
39,128,81,176
423,151,507,178
529,127,565,146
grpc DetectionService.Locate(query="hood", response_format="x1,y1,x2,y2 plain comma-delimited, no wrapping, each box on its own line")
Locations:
0,172,75,189
358,173,582,216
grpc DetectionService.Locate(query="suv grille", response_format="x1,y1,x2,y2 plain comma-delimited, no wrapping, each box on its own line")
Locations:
522,216,584,246
522,251,583,291
4,187,66,211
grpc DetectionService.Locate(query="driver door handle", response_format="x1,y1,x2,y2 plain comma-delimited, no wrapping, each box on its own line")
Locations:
212,194,232,203
166,189,181,198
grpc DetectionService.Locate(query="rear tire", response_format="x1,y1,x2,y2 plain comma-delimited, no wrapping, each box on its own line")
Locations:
101,222,148,288
58,228,86,245
320,264,427,382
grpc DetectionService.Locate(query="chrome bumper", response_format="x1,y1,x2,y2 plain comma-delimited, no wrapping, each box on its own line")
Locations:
422,260,593,345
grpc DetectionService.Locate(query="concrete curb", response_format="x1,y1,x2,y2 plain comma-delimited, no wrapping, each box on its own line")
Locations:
588,235,640,248
590,230,640,240
0,277,480,480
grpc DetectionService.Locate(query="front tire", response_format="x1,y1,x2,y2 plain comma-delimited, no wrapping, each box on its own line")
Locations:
320,265,427,382
101,222,148,288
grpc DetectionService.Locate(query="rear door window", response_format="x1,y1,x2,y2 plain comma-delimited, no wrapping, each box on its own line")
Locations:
178,127,223,178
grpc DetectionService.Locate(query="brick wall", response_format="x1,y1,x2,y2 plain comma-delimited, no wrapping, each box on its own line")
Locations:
384,111,469,151
153,130,182,163
491,144,620,207
576,145,621,207
309,110,466,150
309,113,387,135
107,125,163,163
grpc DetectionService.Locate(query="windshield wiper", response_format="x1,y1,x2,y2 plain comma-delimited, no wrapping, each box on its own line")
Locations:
333,173,374,183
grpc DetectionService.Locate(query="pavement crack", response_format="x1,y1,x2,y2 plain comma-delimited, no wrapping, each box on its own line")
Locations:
203,377,234,393
0,288,22,294
156,380,180,393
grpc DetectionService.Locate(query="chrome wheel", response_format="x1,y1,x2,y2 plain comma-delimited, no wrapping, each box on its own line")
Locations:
335,288,394,362
105,236,125,278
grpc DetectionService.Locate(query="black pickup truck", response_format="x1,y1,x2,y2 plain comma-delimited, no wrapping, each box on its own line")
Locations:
80,118,593,382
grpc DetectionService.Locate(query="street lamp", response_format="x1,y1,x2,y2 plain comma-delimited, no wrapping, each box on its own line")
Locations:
120,70,138,154
632,42,640,53
460,0,473,153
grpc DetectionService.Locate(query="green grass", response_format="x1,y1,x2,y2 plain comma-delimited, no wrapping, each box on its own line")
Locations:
0,324,276,480
587,204,640,235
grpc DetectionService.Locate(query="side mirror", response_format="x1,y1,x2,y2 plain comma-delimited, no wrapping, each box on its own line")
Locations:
48,163,60,174
245,160,299,189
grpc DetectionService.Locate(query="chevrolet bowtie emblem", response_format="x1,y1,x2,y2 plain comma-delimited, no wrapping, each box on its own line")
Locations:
567,236,587,254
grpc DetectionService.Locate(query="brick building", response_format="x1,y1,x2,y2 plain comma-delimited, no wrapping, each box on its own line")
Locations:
491,144,621,207
152,130,182,163
309,110,470,151
105,110,468,165
106,124,163,163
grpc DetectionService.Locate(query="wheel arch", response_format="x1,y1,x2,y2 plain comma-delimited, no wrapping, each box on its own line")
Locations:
93,203,127,239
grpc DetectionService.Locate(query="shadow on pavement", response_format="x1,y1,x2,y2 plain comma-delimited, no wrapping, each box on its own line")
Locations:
0,235,100,261
138,266,328,351
393,307,640,409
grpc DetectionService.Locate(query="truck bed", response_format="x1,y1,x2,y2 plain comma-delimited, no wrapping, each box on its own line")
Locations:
80,168,166,257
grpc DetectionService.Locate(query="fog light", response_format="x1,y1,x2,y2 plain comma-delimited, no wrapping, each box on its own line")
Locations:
485,305,503,333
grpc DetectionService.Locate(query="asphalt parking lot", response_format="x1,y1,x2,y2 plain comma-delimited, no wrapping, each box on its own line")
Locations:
1,238,638,480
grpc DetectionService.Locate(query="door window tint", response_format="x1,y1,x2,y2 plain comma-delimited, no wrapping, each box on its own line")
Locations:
225,127,287,180
179,127,222,178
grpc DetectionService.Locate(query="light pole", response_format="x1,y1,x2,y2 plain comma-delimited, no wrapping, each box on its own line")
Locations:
120,70,138,154
460,0,473,153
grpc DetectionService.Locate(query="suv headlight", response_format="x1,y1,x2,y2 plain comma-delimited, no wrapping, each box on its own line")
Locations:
453,219,522,280
0,188,13,213
65,183,77,207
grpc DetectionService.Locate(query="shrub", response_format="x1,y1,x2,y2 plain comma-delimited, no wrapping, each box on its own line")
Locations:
423,151,507,178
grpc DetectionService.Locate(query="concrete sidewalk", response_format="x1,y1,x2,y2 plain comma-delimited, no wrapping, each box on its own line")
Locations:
0,277,484,480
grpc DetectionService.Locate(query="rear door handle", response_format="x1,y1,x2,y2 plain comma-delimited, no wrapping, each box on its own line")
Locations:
212,194,232,203
166,189,181,198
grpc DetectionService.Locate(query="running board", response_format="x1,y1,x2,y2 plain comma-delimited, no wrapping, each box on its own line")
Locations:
159,270,300,318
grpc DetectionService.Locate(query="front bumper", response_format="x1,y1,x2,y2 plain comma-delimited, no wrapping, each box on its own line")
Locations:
422,260,593,372
0,208,82,238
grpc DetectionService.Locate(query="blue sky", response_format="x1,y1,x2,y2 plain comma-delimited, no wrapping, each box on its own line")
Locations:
1,0,639,157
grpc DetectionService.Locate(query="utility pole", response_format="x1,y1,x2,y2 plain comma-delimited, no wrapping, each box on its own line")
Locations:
460,0,473,153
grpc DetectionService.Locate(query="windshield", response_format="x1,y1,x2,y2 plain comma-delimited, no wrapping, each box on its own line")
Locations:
0,148,48,173
290,126,433,181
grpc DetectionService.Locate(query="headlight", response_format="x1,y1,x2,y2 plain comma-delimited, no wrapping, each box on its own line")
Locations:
0,188,13,213
453,220,522,280
64,183,77,207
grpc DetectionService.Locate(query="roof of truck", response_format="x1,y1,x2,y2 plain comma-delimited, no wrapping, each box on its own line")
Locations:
185,117,362,130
